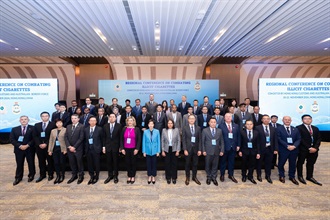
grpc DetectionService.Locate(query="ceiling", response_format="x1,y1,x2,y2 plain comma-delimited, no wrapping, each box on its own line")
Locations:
0,0,329,57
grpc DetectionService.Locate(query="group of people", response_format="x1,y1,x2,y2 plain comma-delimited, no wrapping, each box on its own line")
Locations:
10,94,322,187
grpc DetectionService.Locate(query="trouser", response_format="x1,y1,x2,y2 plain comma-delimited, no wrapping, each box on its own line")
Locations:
125,148,137,177
146,155,157,177
205,154,219,180
257,147,274,178
272,153,278,166
220,148,236,176
278,149,298,178
15,148,36,180
165,147,178,180
86,149,100,178
241,151,256,179
185,149,198,178
106,149,119,177
36,146,54,177
297,150,318,179
67,150,84,177
52,147,66,176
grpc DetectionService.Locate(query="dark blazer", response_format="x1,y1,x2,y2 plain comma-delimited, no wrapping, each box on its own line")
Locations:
84,126,103,154
277,125,301,152
103,122,122,152
94,103,109,115
240,129,260,155
120,127,141,151
136,113,152,131
270,123,281,129
51,111,59,122
153,111,167,133
201,127,225,155
145,101,158,115
96,115,108,127
177,102,191,116
255,124,278,153
213,115,224,128
132,105,142,116
55,112,71,127
10,125,35,153
252,113,263,127
231,114,240,125
120,112,136,127
107,104,123,115
219,122,241,151
219,105,227,116
33,121,56,148
235,110,252,130
68,106,78,116
82,104,96,116
197,114,212,130
296,124,321,152
79,113,92,126
199,103,213,115
192,106,201,115
65,123,85,152
182,124,202,153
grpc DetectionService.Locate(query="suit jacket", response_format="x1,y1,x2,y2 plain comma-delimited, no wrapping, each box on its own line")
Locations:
153,111,167,133
197,114,212,130
199,103,213,115
103,122,122,152
10,125,35,154
48,128,67,153
132,105,142,116
177,102,191,116
252,113,263,127
142,129,161,156
270,123,281,129
213,115,224,128
219,105,227,116
51,111,59,122
182,124,202,153
192,106,201,115
235,110,252,130
120,112,136,127
68,106,78,116
296,124,321,152
255,124,278,153
232,114,240,125
145,101,158,115
182,114,197,127
136,113,152,131
201,127,224,155
120,127,141,151
219,123,241,151
166,112,183,131
240,129,260,155
94,103,109,115
161,128,181,152
96,115,108,127
56,111,71,127
79,113,92,126
65,123,85,152
277,125,301,152
107,104,123,115
84,126,103,154
82,104,96,115
245,105,254,114
33,121,56,148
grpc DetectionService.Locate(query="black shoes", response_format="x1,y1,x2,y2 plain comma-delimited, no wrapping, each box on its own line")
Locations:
67,176,78,184
298,176,306,184
206,179,211,185
266,176,273,184
185,177,190,186
192,177,201,185
228,176,238,183
28,176,34,182
257,176,262,182
54,176,60,184
88,178,94,185
248,178,257,184
167,179,171,184
306,177,322,186
242,176,247,182
48,175,54,181
289,177,299,185
220,175,225,182
172,179,176,184
36,176,46,183
93,176,99,184
13,178,22,186
77,176,84,184
114,176,119,184
104,176,114,184
212,179,218,186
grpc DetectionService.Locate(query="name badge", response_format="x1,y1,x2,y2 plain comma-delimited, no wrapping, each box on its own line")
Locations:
248,142,253,148
242,119,246,124
216,124,219,128
191,137,196,143
18,136,24,142
141,122,145,127
266,136,270,143
203,122,207,127
127,138,131,144
228,133,233,139
287,137,293,144
212,139,216,146
55,140,60,146
40,132,45,138
89,138,93,144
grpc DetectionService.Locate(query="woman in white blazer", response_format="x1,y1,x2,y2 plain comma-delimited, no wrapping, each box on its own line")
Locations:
161,119,181,184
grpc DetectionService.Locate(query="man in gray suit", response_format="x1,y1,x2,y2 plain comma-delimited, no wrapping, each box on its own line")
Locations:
201,118,225,186
145,94,158,115
65,114,85,184
182,114,202,185
235,103,252,130
182,106,197,127
167,104,182,133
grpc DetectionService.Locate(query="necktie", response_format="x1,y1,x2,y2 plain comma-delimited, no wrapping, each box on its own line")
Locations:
220,105,223,108
194,106,197,114
22,126,26,135
183,102,186,109
100,104,103,108
228,124,232,133
72,124,75,132
242,112,245,118
203,114,206,121
216,115,219,122
248,130,252,141
157,113,160,122
142,114,146,121
191,126,194,135
42,122,46,131
273,123,276,128
255,114,258,121
308,125,313,135
72,107,76,113
99,116,102,122
286,127,291,135
60,112,63,119
110,124,114,137
90,128,94,138
265,126,269,136
212,128,215,137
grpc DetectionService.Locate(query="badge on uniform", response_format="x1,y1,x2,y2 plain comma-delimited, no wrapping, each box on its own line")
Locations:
191,136,195,143
18,136,24,142
55,140,60,146
212,139,216,146
228,133,233,139
248,142,253,148
266,136,270,143
89,138,93,144
40,132,46,138
287,137,293,144
127,138,131,144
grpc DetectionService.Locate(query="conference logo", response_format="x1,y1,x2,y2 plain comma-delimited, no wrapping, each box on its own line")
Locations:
311,101,319,113
12,102,21,114
0,103,7,114
114,83,121,92
194,81,201,91
296,104,305,114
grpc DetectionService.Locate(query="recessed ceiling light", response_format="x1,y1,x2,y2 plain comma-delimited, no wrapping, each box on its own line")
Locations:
178,46,183,51
26,28,53,44
0,39,10,45
212,29,226,44
93,27,108,44
265,28,290,44
14,47,19,50
318,38,330,44
110,48,114,51
132,46,137,51
156,46,160,50
324,48,329,51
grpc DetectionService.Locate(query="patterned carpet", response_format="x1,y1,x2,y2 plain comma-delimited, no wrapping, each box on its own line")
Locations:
0,143,329,220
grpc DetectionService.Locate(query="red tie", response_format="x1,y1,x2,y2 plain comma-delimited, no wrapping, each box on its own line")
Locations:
228,124,232,133
308,125,313,135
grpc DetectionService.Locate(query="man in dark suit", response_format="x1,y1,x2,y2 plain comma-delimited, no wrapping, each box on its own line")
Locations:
68,100,78,116
296,114,322,186
51,103,60,122
55,104,70,127
199,96,213,115
251,106,263,127
82,97,96,116
96,108,108,127
34,111,56,183
136,106,152,132
197,106,212,130
177,95,191,117
65,114,85,184
94,97,109,116
182,114,202,185
270,115,281,167
277,116,301,185
153,104,166,136
192,99,201,115
239,120,260,184
213,107,224,128
132,99,142,117
235,103,252,130
228,106,240,125
10,116,36,185
84,116,103,185
219,98,227,116
219,113,241,183
145,94,158,115
103,113,122,184
255,115,278,184
107,98,123,115
80,107,92,127
201,118,224,186
120,105,136,127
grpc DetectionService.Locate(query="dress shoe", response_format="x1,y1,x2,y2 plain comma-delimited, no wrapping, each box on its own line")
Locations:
192,177,201,185
185,177,190,186
131,177,135,184
48,175,54,181
77,176,84,184
242,177,247,182
13,178,22,186
172,179,176,184
306,177,322,186
36,176,46,183
67,176,78,184
58,175,64,184
266,177,273,184
206,179,211,185
257,176,262,182
248,178,257,184
152,177,156,184
289,177,299,185
114,176,119,184
279,177,285,183
28,176,34,182
167,179,171,184
228,176,238,183
54,176,60,184
104,176,113,184
220,175,224,182
88,178,94,185
92,177,99,184
212,179,218,186
127,179,131,184
298,176,306,184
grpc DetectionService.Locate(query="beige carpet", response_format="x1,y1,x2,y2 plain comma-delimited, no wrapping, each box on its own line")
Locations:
0,143,329,220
